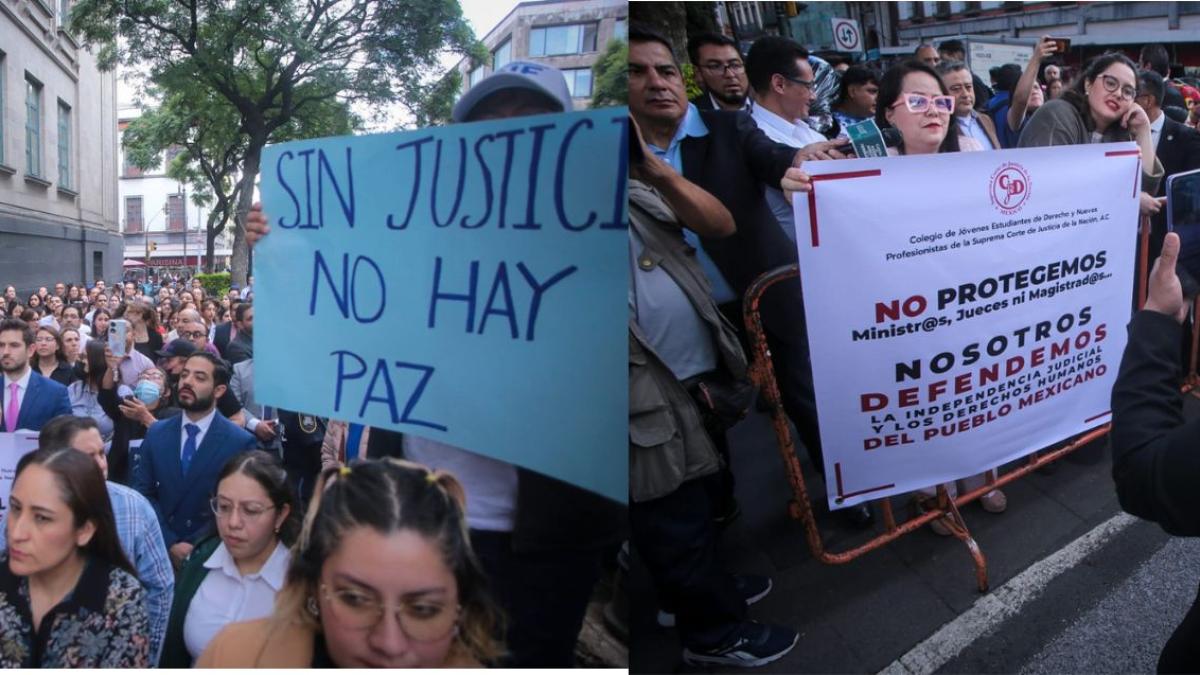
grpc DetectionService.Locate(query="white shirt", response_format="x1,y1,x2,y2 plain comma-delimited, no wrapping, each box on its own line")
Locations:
180,408,218,460
403,436,519,532
183,541,290,661
750,104,827,241
1150,109,1166,149
3,368,32,422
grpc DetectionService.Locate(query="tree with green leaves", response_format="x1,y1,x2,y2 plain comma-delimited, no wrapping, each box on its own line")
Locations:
72,0,485,284
591,39,627,109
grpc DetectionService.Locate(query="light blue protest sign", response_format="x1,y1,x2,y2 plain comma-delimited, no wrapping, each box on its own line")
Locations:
255,108,629,502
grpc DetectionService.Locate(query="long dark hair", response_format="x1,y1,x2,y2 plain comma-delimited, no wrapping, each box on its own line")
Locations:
14,448,135,576
81,339,107,391
875,60,962,154
1059,51,1139,134
90,307,111,337
216,451,302,546
276,459,503,663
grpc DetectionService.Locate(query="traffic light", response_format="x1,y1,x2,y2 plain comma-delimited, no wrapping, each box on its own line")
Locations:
149,241,158,252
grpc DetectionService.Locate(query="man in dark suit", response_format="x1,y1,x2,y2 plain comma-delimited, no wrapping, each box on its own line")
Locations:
687,33,750,112
0,318,71,432
630,27,870,526
1136,69,1200,263
224,302,253,365
131,352,256,567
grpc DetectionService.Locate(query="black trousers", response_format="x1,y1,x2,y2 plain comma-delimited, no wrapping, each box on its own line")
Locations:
631,476,746,649
470,530,604,668
720,274,826,473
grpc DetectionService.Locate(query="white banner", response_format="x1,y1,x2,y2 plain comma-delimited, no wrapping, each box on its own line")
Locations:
793,143,1140,509
0,432,42,513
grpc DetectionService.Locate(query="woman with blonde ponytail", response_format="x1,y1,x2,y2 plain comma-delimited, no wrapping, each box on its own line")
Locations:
197,458,503,668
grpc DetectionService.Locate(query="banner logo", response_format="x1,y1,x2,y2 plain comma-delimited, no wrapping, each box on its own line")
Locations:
990,163,1031,214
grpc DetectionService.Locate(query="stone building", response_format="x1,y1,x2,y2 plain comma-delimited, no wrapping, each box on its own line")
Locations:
0,0,122,292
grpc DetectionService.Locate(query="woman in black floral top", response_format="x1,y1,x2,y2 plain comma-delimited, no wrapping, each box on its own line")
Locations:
0,447,150,667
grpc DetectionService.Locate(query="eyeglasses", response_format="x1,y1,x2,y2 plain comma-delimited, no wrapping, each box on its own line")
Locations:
700,60,744,75
180,330,206,340
780,74,815,90
1099,74,1137,101
893,93,955,114
210,497,276,520
320,582,461,642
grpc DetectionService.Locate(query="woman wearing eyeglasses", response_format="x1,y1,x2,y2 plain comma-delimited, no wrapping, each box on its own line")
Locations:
159,451,299,667
876,60,981,155
1019,52,1163,192
197,458,502,668
875,60,1011,526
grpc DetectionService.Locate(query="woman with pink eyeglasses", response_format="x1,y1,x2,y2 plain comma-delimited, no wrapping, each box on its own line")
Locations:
875,60,1007,529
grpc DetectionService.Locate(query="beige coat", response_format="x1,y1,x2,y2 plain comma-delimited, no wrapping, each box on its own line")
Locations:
319,420,372,470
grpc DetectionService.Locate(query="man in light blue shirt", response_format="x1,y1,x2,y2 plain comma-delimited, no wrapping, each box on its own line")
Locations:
0,415,175,663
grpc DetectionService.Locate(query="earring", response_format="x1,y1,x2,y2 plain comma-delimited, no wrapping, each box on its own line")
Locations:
307,596,320,617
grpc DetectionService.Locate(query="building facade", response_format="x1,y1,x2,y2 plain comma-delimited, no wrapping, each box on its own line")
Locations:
0,0,122,293
454,0,627,110
116,100,232,276
890,2,1200,69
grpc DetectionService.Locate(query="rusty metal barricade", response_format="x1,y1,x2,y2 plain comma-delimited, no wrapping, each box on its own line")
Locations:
740,215,1189,591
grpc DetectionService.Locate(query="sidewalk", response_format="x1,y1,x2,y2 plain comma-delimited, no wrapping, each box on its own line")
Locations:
629,398,1181,673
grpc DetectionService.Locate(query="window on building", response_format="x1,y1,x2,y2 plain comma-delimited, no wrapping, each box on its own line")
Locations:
563,68,593,98
122,151,143,177
529,23,599,56
25,75,42,178
57,101,71,189
125,196,143,233
167,194,185,231
493,38,512,70
468,65,485,88
59,0,70,29
614,18,627,41
92,251,102,282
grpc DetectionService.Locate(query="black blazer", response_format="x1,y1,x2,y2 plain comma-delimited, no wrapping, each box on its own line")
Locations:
1148,117,1200,261
1111,311,1200,669
212,322,233,358
679,109,798,296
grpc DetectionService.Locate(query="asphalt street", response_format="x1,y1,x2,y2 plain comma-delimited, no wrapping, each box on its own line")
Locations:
630,396,1200,674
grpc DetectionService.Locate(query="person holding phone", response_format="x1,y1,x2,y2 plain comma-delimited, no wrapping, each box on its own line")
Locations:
1112,231,1200,672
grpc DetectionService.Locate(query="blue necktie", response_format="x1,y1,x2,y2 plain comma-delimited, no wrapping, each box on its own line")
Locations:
181,424,200,475
345,423,364,462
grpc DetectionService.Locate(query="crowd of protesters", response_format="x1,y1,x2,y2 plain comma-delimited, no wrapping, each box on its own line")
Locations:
0,59,625,668
627,20,1200,668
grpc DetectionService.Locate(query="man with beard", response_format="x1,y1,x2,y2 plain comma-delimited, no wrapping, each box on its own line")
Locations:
223,303,253,365
0,318,71,431
688,33,751,112
132,352,256,567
